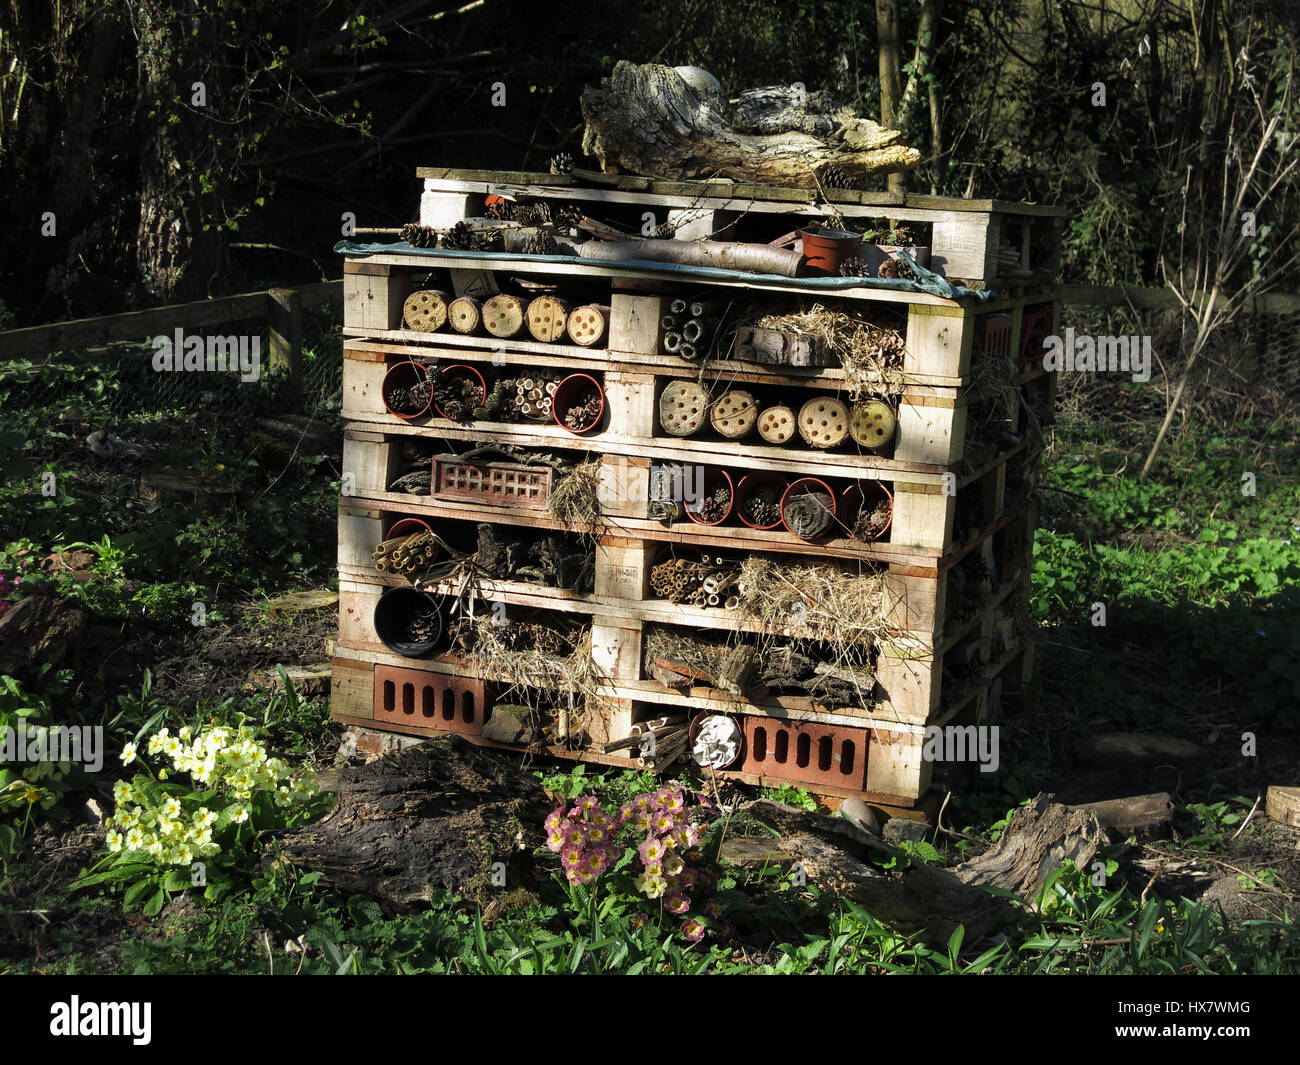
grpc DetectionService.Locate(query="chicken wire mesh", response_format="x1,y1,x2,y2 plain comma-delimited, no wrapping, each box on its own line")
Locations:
1054,301,1300,425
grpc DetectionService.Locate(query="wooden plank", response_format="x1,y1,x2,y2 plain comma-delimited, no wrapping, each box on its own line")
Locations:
865,728,931,801
330,656,376,722
890,482,956,551
608,293,665,356
905,303,974,381
343,334,970,390
336,250,954,308
895,394,966,465
603,370,658,438
0,290,264,359
343,262,409,332
342,428,402,496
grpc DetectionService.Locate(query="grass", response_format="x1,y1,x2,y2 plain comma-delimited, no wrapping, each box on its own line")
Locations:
2,340,1299,974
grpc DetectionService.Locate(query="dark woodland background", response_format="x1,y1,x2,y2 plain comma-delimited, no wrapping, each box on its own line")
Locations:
1,0,1297,323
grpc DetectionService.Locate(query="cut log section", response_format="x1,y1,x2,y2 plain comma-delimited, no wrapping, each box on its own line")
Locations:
403,290,449,332
658,380,710,437
756,404,796,444
447,295,481,334
849,400,896,450
797,396,850,448
710,389,758,439
566,304,609,347
525,295,571,343
482,294,526,338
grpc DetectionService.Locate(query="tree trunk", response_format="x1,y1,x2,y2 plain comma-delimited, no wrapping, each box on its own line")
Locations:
131,2,227,301
876,0,904,194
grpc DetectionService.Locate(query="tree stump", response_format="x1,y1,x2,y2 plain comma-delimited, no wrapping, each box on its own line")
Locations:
271,736,552,914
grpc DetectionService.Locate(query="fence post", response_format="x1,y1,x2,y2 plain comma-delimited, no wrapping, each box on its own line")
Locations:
267,287,303,398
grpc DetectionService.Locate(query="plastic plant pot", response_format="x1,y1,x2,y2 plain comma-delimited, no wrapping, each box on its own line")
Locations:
780,477,839,542
683,467,735,527
432,363,487,421
552,373,605,434
840,481,894,543
381,360,434,420
384,517,442,566
735,472,790,530
800,228,863,277
373,586,444,658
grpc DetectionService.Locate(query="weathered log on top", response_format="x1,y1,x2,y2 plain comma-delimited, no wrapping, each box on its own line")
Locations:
580,62,921,188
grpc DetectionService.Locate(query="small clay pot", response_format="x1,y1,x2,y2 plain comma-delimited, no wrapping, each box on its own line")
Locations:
735,472,790,530
780,477,839,542
840,481,894,543
800,228,863,277
553,373,605,434
683,468,735,527
432,364,487,420
381,361,434,420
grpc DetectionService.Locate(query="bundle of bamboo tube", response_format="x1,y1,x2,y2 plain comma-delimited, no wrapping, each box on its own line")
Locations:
662,298,722,362
371,532,439,576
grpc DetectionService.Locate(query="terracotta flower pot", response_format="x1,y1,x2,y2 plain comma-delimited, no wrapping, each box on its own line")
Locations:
735,472,790,530
552,373,605,434
780,477,839,542
432,364,487,420
840,481,894,543
380,360,434,420
800,228,863,277
684,468,735,526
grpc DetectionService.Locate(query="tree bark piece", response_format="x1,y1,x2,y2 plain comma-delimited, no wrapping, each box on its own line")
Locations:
1069,793,1174,838
0,596,87,683
581,62,920,187
482,294,525,338
272,737,552,914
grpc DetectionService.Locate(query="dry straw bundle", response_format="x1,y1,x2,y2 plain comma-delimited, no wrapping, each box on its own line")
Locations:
546,459,603,529
733,558,894,652
755,303,906,399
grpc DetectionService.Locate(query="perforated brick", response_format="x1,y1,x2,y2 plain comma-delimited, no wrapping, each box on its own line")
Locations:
739,717,868,790
373,665,489,735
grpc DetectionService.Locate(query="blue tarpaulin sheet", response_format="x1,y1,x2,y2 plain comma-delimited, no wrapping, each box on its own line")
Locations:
333,241,994,302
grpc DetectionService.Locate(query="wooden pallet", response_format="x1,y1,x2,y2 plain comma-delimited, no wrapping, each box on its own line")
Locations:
412,168,1068,286
334,213,1058,805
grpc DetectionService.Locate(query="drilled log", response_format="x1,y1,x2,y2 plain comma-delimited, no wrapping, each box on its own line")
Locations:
579,238,801,277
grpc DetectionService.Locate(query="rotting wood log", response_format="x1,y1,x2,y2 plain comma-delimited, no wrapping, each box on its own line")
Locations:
1069,793,1174,837
578,239,802,277
1265,786,1300,827
726,794,1106,944
271,737,552,914
580,62,920,187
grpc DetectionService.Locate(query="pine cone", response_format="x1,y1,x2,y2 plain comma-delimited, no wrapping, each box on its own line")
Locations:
515,202,552,227
653,221,677,239
878,256,914,280
555,204,582,232
818,165,855,189
471,227,505,252
838,256,870,277
442,221,474,250
549,152,574,175
485,199,515,222
400,222,439,249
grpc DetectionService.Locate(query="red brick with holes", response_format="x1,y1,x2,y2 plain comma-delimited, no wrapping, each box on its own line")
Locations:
373,665,490,735
739,716,869,791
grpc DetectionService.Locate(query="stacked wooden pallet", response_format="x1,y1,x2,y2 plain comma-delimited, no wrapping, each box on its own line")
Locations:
331,169,1064,810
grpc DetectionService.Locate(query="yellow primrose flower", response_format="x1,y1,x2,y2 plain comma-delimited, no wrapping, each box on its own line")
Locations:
105,830,123,852
230,804,249,824
120,742,138,765
125,827,145,850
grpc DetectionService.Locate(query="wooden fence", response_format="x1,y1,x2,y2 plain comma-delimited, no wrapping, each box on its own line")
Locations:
0,280,342,393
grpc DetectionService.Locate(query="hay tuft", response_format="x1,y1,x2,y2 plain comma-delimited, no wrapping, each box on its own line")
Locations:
755,303,906,398
547,459,603,529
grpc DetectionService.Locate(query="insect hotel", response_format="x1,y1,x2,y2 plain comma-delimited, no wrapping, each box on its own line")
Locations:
331,63,1065,813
